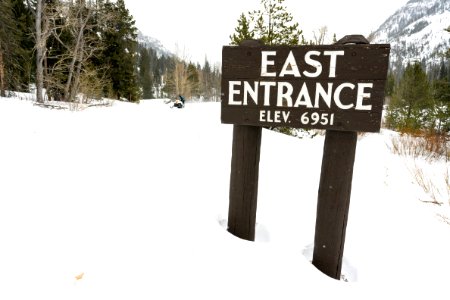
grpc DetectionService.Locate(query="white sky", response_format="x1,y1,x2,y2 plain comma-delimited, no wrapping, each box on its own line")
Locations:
124,0,409,66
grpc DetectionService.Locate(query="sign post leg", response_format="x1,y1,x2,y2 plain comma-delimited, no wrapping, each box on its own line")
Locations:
312,130,357,279
227,125,262,241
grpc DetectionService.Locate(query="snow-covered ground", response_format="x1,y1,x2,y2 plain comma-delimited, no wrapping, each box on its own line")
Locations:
0,96,449,299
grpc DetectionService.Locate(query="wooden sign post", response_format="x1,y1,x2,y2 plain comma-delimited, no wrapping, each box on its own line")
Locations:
222,36,390,278
312,35,371,280
227,40,263,241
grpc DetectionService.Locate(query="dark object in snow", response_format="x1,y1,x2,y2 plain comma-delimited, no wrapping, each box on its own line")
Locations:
173,101,184,109
171,96,185,109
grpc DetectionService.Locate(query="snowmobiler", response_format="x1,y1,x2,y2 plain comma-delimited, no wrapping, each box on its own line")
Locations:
171,95,185,109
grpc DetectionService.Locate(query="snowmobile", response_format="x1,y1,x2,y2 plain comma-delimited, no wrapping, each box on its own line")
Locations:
170,95,185,109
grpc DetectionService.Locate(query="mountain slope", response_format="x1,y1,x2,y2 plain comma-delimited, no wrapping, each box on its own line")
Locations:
373,0,450,71
137,30,171,57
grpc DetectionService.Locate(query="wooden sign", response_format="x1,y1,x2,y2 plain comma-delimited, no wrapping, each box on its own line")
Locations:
221,44,390,132
224,36,390,280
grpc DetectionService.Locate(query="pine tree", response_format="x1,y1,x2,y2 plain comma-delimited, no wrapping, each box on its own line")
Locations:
386,63,433,131
101,0,139,102
230,0,303,46
201,57,211,100
432,26,450,133
230,13,255,45
438,59,448,80
11,0,35,92
250,0,303,46
138,46,154,99
211,63,221,102
385,71,395,97
432,78,450,133
229,0,303,134
0,0,25,96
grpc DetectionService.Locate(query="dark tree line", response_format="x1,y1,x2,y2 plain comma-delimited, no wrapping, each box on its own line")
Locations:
0,0,221,103
0,0,34,97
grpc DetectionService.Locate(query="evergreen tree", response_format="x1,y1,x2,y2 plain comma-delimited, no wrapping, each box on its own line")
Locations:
201,57,211,99
385,71,395,97
152,54,167,98
230,0,304,46
229,0,304,134
11,0,35,91
230,13,255,45
437,59,448,80
101,0,139,102
432,79,450,133
211,63,222,102
0,0,25,96
386,63,433,131
432,26,450,133
248,0,304,46
138,46,154,99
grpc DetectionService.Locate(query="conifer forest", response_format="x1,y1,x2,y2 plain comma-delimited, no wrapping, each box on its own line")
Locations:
0,0,221,103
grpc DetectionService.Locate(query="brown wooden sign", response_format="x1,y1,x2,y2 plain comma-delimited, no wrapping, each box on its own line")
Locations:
221,44,390,132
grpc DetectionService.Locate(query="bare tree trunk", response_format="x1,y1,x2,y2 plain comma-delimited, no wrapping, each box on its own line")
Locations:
313,26,328,45
35,0,44,103
64,29,83,101
174,60,180,96
172,59,192,98
0,46,5,97
70,37,85,103
64,2,91,102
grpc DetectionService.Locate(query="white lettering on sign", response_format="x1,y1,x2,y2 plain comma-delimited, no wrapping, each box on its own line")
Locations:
222,44,390,131
226,48,379,128
260,81,276,106
277,82,294,107
314,83,333,109
301,112,335,126
260,50,344,78
261,51,277,77
324,50,344,77
356,83,373,110
333,83,355,110
229,81,241,105
303,51,322,77
259,110,291,123
243,81,258,105
228,81,373,111
279,51,302,77
293,83,313,108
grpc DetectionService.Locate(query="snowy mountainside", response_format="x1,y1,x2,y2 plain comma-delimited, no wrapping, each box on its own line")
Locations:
373,0,450,71
137,30,172,57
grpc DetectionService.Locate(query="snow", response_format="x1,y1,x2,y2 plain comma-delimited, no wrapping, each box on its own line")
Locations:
0,96,449,299
374,0,450,69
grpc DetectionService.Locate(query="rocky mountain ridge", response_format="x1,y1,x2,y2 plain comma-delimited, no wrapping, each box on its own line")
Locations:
373,0,450,72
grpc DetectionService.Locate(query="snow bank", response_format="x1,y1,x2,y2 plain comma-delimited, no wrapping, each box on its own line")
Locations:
0,97,448,299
